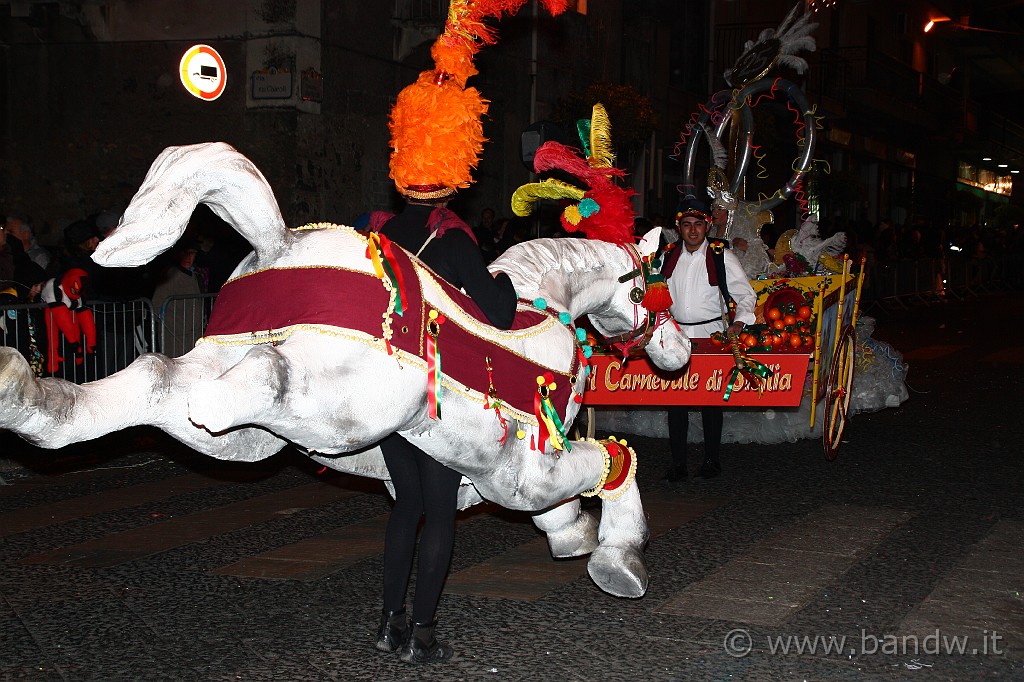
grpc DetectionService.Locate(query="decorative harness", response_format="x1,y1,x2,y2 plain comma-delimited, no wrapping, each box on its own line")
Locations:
600,242,672,357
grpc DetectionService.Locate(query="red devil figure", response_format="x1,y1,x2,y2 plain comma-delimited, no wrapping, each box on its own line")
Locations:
40,268,96,375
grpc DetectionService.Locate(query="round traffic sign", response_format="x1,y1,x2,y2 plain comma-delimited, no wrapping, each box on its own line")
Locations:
179,44,227,101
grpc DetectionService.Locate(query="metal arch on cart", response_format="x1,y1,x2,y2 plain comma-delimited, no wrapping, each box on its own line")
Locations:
680,78,818,213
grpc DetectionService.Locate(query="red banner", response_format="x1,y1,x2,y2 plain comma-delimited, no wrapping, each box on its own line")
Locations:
582,343,810,407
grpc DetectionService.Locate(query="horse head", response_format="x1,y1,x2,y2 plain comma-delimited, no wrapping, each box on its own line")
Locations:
587,226,690,372
492,227,690,372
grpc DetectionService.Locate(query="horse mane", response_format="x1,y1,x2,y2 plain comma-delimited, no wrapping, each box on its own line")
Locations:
494,237,615,297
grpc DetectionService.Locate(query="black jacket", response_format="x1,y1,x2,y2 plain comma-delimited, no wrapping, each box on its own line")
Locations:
381,203,517,329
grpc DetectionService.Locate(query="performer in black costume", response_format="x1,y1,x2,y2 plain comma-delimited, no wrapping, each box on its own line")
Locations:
372,5,518,662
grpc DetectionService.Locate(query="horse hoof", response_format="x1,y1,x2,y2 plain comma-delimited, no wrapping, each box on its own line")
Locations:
546,510,599,558
587,545,648,598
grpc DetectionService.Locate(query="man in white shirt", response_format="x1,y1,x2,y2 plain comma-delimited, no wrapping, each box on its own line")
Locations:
662,198,756,481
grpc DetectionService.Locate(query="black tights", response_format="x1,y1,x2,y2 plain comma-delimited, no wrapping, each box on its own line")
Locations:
667,405,723,466
380,433,462,624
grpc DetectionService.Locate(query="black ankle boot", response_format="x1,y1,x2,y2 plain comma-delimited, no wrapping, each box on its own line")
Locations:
399,620,454,663
374,607,409,653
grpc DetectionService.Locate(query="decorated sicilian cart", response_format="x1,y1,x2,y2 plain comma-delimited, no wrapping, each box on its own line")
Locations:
583,257,865,459
574,5,888,457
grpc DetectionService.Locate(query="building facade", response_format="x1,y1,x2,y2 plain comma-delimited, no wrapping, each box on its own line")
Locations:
0,0,612,244
2,1,1020,247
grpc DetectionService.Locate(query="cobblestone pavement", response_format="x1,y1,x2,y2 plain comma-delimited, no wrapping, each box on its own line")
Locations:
1,292,1022,681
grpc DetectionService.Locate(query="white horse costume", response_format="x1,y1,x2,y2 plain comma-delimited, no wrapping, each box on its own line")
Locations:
0,143,691,598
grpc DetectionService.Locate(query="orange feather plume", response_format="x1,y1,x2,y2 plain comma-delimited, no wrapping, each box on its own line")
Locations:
389,0,568,197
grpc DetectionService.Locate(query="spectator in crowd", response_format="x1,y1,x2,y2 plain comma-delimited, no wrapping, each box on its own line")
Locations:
473,207,498,262
187,205,248,292
0,279,46,376
874,219,899,263
900,217,924,259
633,216,655,241
5,214,53,274
1,218,48,301
61,219,102,277
490,217,523,259
92,207,125,240
843,222,867,268
152,241,204,357
90,207,161,301
710,202,748,254
650,213,679,246
0,222,14,284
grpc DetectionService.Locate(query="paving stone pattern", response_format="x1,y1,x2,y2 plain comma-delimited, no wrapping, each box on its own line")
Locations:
0,293,1022,681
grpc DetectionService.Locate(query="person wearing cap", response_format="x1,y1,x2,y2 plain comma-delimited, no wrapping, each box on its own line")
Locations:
660,197,756,482
372,8,518,664
60,218,117,300
92,207,124,240
63,219,101,264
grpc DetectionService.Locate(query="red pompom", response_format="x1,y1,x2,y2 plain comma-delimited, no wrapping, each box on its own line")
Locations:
641,281,673,313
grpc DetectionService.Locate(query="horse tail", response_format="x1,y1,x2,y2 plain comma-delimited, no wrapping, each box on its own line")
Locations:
93,142,289,268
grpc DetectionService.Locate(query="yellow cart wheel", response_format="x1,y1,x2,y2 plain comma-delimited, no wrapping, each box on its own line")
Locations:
823,325,856,461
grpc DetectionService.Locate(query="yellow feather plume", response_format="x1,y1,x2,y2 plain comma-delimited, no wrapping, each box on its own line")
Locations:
588,103,615,169
510,179,586,217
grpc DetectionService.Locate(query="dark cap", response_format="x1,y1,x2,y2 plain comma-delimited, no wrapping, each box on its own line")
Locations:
64,219,100,246
675,196,709,223
174,238,201,254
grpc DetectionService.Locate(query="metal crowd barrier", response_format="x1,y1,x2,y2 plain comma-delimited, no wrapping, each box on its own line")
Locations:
1,294,223,384
156,293,217,358
1,299,158,384
864,250,1021,313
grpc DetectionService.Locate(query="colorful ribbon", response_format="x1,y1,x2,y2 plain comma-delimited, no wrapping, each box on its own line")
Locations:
483,356,510,444
722,331,774,402
533,372,569,453
367,232,408,316
426,310,445,419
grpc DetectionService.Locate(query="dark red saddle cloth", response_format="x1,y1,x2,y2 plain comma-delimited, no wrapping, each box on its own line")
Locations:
204,247,578,421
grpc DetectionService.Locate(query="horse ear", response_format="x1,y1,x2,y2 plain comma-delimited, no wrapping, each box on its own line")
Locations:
637,226,662,258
